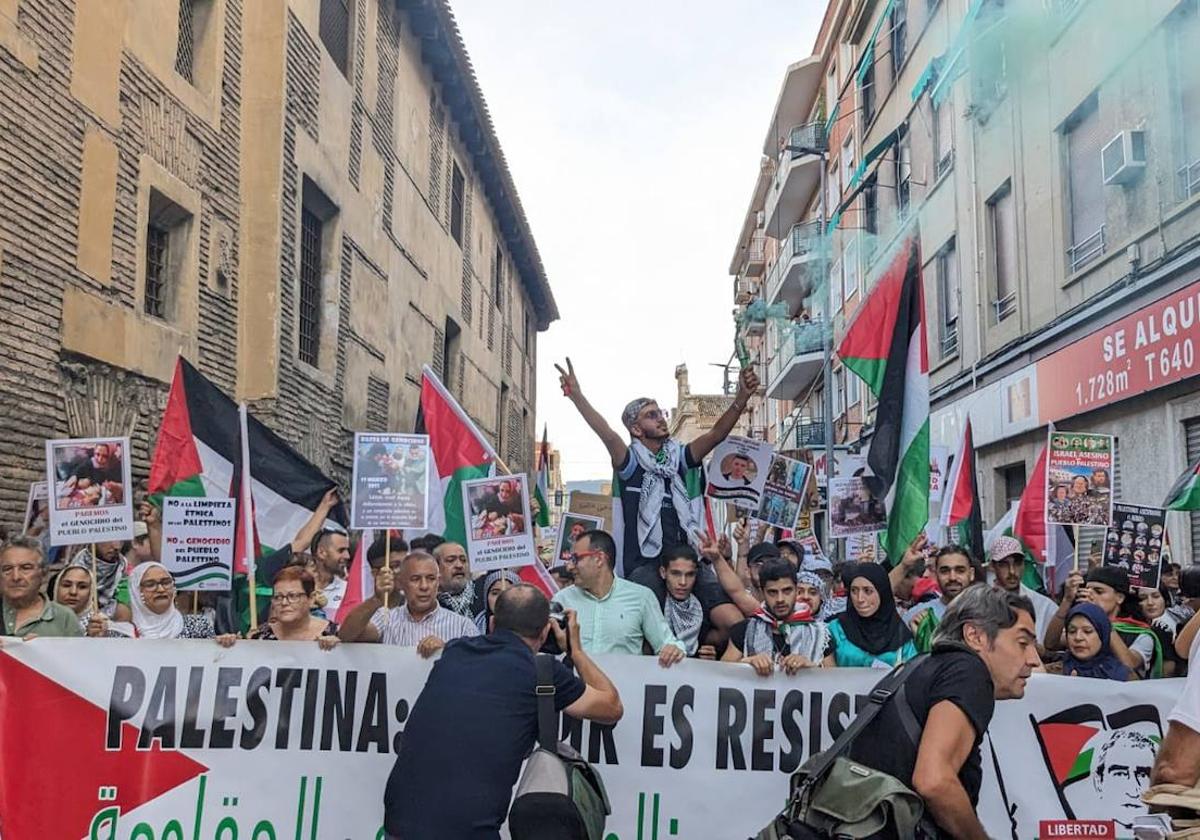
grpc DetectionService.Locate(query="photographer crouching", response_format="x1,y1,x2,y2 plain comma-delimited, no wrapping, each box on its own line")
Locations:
382,583,622,839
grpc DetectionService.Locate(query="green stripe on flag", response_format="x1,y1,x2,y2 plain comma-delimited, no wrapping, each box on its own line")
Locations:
842,357,888,398
148,474,207,507
443,463,495,547
884,420,930,563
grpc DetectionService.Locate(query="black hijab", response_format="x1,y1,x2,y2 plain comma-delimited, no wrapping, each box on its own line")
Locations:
838,562,912,655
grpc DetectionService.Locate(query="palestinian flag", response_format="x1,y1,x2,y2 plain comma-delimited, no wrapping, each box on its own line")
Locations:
939,417,985,565
417,366,557,596
837,234,930,564
1163,457,1200,510
1011,445,1073,594
534,425,551,528
148,357,345,588
334,531,374,625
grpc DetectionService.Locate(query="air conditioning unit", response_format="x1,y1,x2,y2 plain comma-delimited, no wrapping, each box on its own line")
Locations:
1101,129,1147,186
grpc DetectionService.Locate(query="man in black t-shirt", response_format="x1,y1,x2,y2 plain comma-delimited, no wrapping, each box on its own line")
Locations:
383,584,622,840
553,357,758,577
846,584,1040,839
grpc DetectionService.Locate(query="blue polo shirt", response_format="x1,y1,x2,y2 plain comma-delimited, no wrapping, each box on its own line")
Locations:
383,630,586,839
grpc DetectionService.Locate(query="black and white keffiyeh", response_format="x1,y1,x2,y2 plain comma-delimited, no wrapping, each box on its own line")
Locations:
664,594,704,655
632,440,700,557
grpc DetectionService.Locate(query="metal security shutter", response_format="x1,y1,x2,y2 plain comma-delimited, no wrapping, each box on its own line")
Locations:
1186,419,1200,553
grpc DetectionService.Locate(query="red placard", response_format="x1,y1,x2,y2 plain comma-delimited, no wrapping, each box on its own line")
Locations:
1038,820,1116,839
1036,279,1200,424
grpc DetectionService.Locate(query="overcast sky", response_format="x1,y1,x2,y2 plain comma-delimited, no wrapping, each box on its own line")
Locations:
453,2,822,481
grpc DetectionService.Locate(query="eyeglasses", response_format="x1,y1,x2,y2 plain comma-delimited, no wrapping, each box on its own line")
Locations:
569,550,604,564
640,409,664,421
0,563,39,577
271,592,307,604
139,578,175,591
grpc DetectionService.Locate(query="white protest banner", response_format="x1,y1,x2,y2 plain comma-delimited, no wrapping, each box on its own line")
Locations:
756,454,810,531
0,640,1182,839
350,433,430,530
705,435,773,510
160,497,235,591
21,480,48,536
555,513,603,564
45,436,134,545
1046,431,1115,527
462,474,537,572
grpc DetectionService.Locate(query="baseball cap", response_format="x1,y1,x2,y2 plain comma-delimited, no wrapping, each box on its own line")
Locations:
987,536,1025,564
746,543,781,565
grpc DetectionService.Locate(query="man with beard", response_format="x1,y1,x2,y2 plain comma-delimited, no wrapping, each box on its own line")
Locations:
555,357,758,577
904,545,976,633
721,560,833,674
311,528,350,621
434,541,475,617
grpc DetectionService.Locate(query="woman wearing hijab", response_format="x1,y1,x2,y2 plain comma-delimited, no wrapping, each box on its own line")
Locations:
88,562,237,643
68,542,126,618
1081,567,1162,678
827,562,918,668
1062,602,1133,681
51,566,132,635
473,568,522,633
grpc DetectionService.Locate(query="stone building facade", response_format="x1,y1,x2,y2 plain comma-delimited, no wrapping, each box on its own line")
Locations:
0,0,555,527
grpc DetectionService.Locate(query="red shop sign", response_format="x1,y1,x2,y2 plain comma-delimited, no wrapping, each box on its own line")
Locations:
1036,279,1200,424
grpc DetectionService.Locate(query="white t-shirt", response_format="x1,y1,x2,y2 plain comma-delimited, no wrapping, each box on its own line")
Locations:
1020,584,1058,643
1169,631,1200,734
319,575,347,622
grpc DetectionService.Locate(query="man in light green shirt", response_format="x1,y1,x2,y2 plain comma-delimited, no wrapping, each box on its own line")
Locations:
1,537,81,638
553,530,686,667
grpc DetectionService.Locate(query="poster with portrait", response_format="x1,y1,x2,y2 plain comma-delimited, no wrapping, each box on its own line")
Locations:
160,497,235,591
828,473,887,538
555,513,604,564
349,433,429,530
21,481,49,537
45,437,134,546
1103,503,1166,589
705,436,773,510
755,454,811,531
1046,432,1114,527
461,474,537,573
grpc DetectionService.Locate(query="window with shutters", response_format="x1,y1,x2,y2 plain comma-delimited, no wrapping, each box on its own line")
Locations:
895,122,911,217
890,1,908,79
319,0,351,78
933,97,954,178
175,0,197,82
860,61,876,131
366,376,389,431
443,318,461,396
1064,94,1107,272
493,246,503,310
497,383,510,455
297,179,338,370
1169,2,1200,202
842,238,859,301
987,182,1016,323
450,163,465,245
937,238,960,358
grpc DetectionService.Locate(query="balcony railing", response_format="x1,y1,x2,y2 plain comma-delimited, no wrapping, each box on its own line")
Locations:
768,318,826,387
733,274,759,305
1067,225,1106,272
940,327,959,358
993,292,1017,323
765,220,825,303
793,417,825,448
1179,159,1200,203
745,232,767,276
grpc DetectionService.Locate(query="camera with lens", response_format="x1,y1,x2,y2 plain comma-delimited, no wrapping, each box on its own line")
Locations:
540,602,570,656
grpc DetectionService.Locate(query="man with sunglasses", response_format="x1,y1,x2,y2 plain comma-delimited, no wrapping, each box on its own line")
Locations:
552,529,686,667
555,357,758,578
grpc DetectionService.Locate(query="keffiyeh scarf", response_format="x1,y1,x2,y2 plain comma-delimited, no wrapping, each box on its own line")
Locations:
632,439,700,557
664,594,704,655
744,602,830,663
70,547,123,617
438,586,476,618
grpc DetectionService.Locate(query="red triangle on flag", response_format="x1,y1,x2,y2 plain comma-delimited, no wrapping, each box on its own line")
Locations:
0,652,209,838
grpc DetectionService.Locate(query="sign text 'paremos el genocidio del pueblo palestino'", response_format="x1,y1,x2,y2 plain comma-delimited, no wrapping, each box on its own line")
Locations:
0,639,1183,839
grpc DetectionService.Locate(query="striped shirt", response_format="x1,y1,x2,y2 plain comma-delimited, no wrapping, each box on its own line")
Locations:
369,604,479,647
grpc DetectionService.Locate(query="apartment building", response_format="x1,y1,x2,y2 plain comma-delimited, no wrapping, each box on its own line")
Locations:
0,0,555,525
731,0,1200,558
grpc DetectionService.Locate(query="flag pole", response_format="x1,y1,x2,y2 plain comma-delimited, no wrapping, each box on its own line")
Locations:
89,543,99,614
1072,524,1081,573
238,403,259,633
384,530,390,609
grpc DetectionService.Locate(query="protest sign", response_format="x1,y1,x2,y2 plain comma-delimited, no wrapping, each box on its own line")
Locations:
828,474,886,538
705,436,773,509
555,513,603,564
45,437,134,545
568,491,615,533
21,480,48,536
929,444,950,503
1046,432,1114,527
0,639,1182,840
461,474,536,572
755,454,810,531
1104,503,1166,588
349,433,429,530
845,531,879,563
160,497,235,591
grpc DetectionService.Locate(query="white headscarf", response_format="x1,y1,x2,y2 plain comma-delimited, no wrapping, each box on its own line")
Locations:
129,562,184,639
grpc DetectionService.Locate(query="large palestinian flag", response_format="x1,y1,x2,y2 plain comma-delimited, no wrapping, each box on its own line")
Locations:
418,366,557,595
939,417,985,565
1163,457,1200,510
148,358,345,587
837,234,930,564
